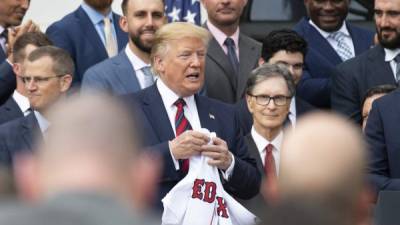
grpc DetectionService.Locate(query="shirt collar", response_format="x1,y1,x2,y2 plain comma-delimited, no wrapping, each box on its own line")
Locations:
206,20,240,49
384,48,400,62
124,45,149,72
289,97,296,117
81,2,113,25
12,90,30,113
309,20,350,39
251,126,283,155
156,79,195,109
34,111,50,133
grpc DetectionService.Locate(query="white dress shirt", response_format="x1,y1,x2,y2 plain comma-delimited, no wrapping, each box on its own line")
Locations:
12,90,30,116
0,26,6,53
251,127,283,176
309,20,355,59
384,48,400,80
125,45,155,89
34,111,50,134
289,97,296,127
156,79,234,179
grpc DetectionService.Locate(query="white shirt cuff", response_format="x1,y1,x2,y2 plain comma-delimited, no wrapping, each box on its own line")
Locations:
221,153,235,180
168,141,180,170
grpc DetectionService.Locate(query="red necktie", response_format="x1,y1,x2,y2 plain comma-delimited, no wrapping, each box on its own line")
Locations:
174,98,192,174
264,144,277,188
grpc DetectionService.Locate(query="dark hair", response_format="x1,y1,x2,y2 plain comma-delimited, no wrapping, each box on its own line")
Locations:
27,46,74,77
246,63,296,97
122,0,165,15
362,84,397,108
13,32,52,63
261,29,307,62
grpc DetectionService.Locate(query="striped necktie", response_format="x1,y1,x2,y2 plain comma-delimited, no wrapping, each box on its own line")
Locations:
224,37,239,75
329,31,354,61
174,98,192,174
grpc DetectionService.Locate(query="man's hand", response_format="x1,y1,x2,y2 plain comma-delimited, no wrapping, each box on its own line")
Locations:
170,130,209,160
201,137,233,170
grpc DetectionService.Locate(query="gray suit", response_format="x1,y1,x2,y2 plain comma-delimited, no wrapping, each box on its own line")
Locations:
0,192,156,225
205,34,261,103
81,51,141,95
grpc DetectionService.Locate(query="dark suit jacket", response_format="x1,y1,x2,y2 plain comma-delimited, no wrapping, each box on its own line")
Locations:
81,51,141,95
236,96,315,135
331,45,397,124
123,84,261,208
365,90,400,192
46,6,128,86
293,18,374,108
0,96,23,125
205,33,261,104
0,61,16,106
0,113,40,166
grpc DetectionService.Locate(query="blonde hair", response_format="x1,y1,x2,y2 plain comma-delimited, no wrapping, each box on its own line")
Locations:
150,22,211,67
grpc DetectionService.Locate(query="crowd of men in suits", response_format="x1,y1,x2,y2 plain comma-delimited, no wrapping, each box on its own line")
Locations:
0,0,399,224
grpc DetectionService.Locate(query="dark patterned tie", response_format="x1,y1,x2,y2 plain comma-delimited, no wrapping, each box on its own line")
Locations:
174,98,192,174
224,37,239,75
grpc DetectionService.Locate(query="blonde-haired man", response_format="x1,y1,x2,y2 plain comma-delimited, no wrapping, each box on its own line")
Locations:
123,22,261,209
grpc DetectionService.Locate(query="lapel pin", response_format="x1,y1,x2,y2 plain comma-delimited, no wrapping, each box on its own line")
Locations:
209,113,215,119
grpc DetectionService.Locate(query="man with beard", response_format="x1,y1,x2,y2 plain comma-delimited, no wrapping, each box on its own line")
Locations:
293,0,374,108
82,0,165,95
331,0,400,124
46,0,128,87
202,0,261,104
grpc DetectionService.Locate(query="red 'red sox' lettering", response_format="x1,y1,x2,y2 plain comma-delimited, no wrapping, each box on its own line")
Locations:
191,179,229,218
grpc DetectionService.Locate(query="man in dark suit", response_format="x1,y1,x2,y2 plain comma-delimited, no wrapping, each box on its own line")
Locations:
332,0,400,124
237,30,315,135
123,22,260,210
365,89,400,192
240,63,295,216
46,0,128,86
0,32,52,125
82,0,165,95
201,0,261,104
0,46,74,166
294,0,374,108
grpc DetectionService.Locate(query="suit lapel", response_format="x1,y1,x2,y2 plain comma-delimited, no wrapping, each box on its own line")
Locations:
245,135,264,175
207,37,238,90
76,7,108,59
142,85,175,142
305,22,342,65
20,113,41,150
4,97,23,117
237,35,259,100
113,51,141,92
195,95,218,134
347,23,372,55
367,45,397,85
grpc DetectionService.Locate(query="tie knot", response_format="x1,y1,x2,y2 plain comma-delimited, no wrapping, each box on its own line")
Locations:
265,144,274,153
103,17,111,25
174,98,186,108
224,37,235,47
142,66,153,76
329,31,345,41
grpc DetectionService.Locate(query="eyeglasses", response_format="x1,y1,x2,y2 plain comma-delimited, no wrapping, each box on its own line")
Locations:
20,74,66,85
248,94,291,106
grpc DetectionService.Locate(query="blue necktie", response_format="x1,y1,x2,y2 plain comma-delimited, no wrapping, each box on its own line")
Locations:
224,37,239,75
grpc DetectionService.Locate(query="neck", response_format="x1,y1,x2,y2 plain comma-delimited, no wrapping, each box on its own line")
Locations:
97,7,111,16
210,21,239,37
128,42,150,64
254,124,282,142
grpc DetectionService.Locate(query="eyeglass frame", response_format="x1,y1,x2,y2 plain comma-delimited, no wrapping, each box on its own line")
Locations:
247,93,292,106
19,74,67,85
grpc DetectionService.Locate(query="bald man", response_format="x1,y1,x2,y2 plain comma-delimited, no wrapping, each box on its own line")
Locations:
5,94,159,225
276,112,371,225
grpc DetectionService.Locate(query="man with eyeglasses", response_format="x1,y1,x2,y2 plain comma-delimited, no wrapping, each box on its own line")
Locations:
239,63,295,217
237,30,315,135
0,46,73,167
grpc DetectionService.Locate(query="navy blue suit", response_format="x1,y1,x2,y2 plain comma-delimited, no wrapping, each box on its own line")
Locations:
81,51,141,95
331,45,397,124
236,96,315,135
293,18,374,108
0,61,16,106
46,6,128,86
0,113,40,166
123,84,261,207
365,90,400,191
0,96,23,125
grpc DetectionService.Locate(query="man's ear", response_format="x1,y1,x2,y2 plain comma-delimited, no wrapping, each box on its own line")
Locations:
12,62,21,76
60,74,73,92
154,55,164,77
258,57,265,66
13,153,41,202
119,15,128,33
